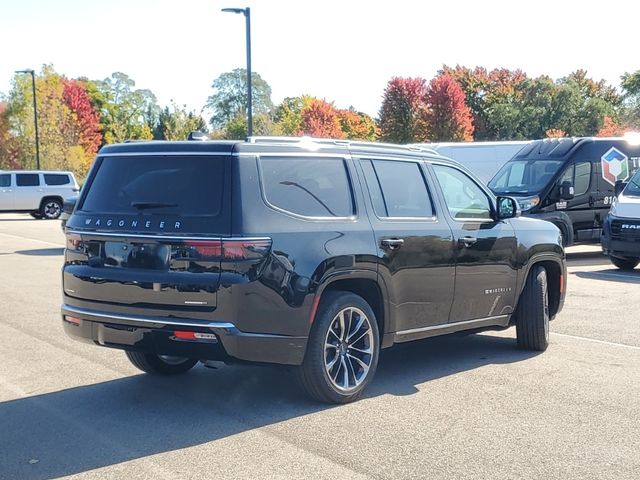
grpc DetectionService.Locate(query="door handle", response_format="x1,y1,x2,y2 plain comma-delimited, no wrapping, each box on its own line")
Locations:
381,238,404,250
458,236,478,248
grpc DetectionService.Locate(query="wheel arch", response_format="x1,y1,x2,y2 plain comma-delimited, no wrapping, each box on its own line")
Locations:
517,255,565,320
313,271,390,346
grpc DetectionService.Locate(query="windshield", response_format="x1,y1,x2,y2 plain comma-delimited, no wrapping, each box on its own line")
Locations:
489,159,565,195
623,170,640,196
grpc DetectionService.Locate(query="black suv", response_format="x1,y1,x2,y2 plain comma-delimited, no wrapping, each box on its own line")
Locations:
62,137,566,403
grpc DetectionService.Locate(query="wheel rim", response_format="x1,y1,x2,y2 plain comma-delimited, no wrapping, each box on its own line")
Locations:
158,355,189,365
44,201,61,219
324,306,375,393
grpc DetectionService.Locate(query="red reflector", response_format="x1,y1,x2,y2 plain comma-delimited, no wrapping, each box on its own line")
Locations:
65,315,81,325
174,331,197,340
309,294,321,324
559,273,565,294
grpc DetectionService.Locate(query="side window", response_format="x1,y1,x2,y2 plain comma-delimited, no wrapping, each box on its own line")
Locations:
260,157,354,217
361,159,433,218
0,174,10,187
559,162,591,196
16,173,40,187
44,174,71,186
432,165,492,220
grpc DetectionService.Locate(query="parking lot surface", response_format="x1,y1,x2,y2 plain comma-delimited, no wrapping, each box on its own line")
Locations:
1,214,638,480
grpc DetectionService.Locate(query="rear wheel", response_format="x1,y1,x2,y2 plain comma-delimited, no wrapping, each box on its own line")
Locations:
515,266,549,351
40,199,62,219
610,256,639,271
125,351,198,375
296,291,380,404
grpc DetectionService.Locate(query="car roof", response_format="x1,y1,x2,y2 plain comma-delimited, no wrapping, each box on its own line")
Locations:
97,136,460,165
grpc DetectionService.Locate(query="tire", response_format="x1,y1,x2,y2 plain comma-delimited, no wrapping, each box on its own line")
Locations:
125,351,198,375
610,256,639,271
40,199,63,220
515,266,549,351
296,291,380,404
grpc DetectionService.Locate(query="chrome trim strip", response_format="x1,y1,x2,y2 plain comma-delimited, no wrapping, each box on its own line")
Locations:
98,152,231,157
62,304,236,330
65,230,271,242
395,315,510,337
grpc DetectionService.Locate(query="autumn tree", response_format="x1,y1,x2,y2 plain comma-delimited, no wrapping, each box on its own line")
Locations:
337,108,379,141
206,69,273,129
273,96,314,136
596,116,625,137
424,74,473,141
299,99,344,138
378,77,429,143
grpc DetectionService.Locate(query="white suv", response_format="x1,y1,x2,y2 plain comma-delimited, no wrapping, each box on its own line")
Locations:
0,170,80,219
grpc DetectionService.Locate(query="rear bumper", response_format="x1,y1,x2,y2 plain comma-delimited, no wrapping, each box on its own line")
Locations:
61,304,307,365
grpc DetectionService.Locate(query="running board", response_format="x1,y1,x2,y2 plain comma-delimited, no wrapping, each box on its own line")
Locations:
394,315,511,343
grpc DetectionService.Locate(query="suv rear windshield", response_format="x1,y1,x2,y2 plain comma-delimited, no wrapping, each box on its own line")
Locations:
44,173,71,185
80,155,225,217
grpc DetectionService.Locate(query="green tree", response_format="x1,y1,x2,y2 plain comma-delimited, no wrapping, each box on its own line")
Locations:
206,68,273,129
224,112,278,139
95,72,157,143
153,103,208,140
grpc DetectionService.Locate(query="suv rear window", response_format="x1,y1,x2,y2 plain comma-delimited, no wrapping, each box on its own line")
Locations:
260,157,354,218
80,156,225,217
0,174,10,187
44,173,71,186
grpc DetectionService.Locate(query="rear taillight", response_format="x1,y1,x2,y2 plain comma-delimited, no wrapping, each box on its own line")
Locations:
181,238,271,261
66,233,84,251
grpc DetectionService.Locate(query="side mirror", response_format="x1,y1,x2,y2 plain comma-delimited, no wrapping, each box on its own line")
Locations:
614,180,627,196
560,181,574,200
496,196,520,219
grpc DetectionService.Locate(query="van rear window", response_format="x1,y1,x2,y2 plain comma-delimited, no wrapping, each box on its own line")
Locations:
80,156,225,217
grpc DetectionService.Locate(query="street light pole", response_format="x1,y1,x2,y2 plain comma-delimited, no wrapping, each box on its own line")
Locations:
222,7,253,137
15,69,40,170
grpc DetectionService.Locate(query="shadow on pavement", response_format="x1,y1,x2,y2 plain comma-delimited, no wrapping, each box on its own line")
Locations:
573,269,640,284
14,248,65,256
565,251,609,267
0,333,537,479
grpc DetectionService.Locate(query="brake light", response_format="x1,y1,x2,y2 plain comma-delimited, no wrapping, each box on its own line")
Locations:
183,238,271,260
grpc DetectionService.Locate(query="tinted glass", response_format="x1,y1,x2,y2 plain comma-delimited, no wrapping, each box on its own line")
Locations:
0,174,10,187
363,159,433,217
433,165,492,220
260,157,353,217
489,159,564,194
623,169,640,196
44,173,71,186
16,174,40,187
80,156,225,216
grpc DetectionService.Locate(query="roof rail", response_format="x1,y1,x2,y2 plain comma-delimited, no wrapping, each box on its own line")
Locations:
246,136,439,155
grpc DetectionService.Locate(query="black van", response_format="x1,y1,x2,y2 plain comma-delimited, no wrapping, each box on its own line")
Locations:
488,137,640,245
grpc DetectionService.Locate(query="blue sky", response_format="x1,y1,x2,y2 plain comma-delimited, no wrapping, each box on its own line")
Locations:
1,0,638,118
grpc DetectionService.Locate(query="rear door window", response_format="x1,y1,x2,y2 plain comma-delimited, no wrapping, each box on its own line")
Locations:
44,174,71,186
0,174,10,187
79,155,228,232
16,174,40,187
259,157,354,218
361,159,433,218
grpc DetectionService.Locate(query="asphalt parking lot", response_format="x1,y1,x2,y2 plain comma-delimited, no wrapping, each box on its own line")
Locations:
0,214,638,480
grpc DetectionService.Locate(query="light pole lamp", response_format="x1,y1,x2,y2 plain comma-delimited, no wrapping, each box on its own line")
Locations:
15,69,41,170
221,7,252,137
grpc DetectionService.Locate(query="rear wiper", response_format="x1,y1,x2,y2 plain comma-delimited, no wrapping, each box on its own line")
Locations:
130,201,178,209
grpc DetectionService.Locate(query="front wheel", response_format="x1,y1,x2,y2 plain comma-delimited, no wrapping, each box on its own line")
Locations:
40,199,62,219
296,291,380,404
610,256,639,271
515,266,549,351
125,351,198,375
